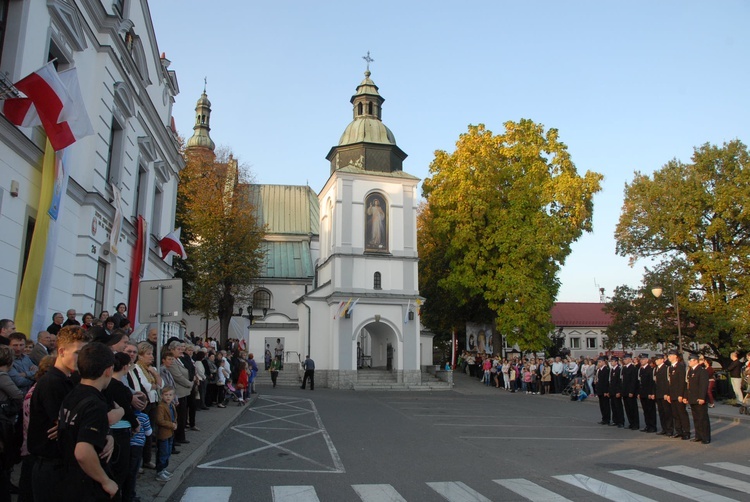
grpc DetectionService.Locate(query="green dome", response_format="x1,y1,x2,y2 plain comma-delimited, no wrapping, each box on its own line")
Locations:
338,117,396,146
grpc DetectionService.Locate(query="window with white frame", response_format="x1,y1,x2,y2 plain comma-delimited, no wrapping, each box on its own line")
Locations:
586,337,597,349
569,337,581,349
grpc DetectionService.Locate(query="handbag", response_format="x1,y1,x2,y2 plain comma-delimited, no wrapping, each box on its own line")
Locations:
0,400,19,421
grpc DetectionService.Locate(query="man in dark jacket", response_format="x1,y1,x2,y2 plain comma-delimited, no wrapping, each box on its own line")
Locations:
637,354,657,432
686,354,710,444
667,349,690,440
608,357,624,428
595,357,611,425
621,353,640,430
653,353,673,436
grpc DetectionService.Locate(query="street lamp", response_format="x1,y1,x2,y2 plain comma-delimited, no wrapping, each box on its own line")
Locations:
651,283,683,355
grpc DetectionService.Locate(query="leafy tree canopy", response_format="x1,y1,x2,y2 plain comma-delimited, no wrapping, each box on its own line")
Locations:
175,147,265,345
614,140,750,364
420,120,603,352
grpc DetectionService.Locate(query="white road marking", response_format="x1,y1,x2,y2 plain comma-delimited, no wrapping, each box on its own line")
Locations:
438,424,593,428
272,485,320,502
460,436,633,441
352,484,407,502
198,396,345,473
495,478,573,501
611,469,739,502
554,474,657,502
427,481,492,502
660,465,750,493
707,462,750,476
181,486,231,502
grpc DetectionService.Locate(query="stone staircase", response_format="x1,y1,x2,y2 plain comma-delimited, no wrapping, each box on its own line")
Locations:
251,366,452,391
352,368,452,391
253,365,302,388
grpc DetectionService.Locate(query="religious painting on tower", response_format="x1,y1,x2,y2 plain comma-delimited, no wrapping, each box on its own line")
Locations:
365,192,388,252
466,322,494,354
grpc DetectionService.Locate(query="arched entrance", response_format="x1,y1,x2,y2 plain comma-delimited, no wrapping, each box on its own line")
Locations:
355,319,400,371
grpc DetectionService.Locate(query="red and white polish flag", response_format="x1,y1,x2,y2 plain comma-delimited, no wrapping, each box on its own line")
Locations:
159,228,188,261
2,63,93,151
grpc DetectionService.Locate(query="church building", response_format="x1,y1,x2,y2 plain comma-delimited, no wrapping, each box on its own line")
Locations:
185,68,436,389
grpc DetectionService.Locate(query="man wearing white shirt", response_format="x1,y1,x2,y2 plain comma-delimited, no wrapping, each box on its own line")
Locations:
551,357,564,393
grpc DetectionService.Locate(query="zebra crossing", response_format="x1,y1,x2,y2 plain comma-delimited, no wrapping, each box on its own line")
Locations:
180,461,750,501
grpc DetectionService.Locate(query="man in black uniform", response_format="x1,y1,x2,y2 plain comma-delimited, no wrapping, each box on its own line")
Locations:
667,349,690,440
595,357,611,425
638,354,657,432
58,342,120,501
608,356,625,428
686,354,711,444
653,353,673,436
621,353,640,430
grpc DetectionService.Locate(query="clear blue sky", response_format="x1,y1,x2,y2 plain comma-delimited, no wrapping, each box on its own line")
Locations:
149,0,749,302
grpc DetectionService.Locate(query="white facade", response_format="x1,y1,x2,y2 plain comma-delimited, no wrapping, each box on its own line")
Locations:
298,167,423,387
0,0,182,331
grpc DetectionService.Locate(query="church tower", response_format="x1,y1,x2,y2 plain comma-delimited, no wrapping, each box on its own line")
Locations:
300,60,423,389
186,83,215,154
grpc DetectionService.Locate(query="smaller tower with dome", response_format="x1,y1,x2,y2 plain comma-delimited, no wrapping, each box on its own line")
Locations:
186,80,216,153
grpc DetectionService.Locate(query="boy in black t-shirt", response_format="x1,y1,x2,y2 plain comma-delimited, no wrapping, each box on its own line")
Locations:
58,342,121,501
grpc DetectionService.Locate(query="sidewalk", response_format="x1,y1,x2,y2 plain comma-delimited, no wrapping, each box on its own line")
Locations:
450,370,750,424
143,395,258,502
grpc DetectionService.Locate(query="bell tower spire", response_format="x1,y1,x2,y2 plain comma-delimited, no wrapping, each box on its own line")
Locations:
186,78,215,152
326,56,407,174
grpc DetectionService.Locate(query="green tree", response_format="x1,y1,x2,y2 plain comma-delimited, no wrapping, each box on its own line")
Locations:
421,121,603,352
417,202,494,345
176,148,265,346
615,140,750,364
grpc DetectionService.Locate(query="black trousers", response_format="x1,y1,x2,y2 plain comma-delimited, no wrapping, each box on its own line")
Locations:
640,396,657,430
624,395,640,428
656,398,673,434
610,395,624,425
690,402,711,442
552,374,563,393
176,396,188,442
671,400,690,437
187,390,197,428
32,457,65,502
598,395,611,423
302,370,314,390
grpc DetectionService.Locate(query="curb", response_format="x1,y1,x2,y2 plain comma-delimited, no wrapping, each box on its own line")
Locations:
152,393,260,502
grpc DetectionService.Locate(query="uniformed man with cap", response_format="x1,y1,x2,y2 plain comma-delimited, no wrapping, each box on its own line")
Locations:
637,354,657,432
621,353,640,430
653,353,673,435
608,356,625,428
595,356,611,425
686,353,711,444
667,349,690,440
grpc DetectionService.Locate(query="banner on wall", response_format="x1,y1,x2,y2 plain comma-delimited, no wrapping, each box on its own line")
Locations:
465,322,494,354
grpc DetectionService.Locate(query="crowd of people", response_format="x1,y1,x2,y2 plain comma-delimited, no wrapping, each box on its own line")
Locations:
459,348,750,445
0,306,266,502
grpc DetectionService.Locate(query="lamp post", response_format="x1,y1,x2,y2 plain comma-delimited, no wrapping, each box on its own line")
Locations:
651,282,683,355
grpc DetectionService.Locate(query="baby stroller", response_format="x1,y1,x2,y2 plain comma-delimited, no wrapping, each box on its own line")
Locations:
564,377,587,401
739,391,750,415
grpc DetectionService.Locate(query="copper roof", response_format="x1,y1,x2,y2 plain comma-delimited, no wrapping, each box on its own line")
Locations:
550,302,613,327
248,184,319,235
